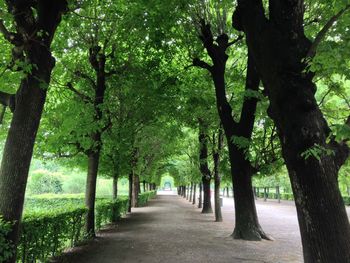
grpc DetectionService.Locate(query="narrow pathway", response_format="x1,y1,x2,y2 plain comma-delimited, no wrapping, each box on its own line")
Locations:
57,193,303,263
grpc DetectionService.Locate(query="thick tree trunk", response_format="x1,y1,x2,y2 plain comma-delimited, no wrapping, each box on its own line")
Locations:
85,151,100,237
233,2,350,260
113,175,118,199
192,183,197,205
198,183,203,209
0,4,67,261
128,173,132,213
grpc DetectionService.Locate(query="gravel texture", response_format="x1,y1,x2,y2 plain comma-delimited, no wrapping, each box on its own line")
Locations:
56,191,307,263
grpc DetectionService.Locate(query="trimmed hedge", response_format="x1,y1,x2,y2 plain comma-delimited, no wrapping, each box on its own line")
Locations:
1,196,129,262
138,191,157,207
256,192,294,201
0,216,14,262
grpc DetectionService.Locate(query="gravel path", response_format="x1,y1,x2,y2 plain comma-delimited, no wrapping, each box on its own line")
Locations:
56,192,305,263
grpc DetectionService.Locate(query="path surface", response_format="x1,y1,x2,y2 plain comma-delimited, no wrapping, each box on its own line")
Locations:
56,191,305,263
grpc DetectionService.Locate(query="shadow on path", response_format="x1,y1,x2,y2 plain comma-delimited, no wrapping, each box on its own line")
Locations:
54,194,302,263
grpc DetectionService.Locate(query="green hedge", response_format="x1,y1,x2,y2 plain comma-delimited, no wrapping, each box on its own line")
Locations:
95,197,129,229
138,191,157,207
0,216,14,262
1,196,129,262
257,191,350,205
18,206,87,262
256,192,294,201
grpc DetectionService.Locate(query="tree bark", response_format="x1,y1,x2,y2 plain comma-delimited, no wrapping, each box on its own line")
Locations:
143,180,146,193
199,119,213,214
192,183,197,205
189,182,193,202
85,151,100,237
132,173,140,207
213,128,224,222
198,183,203,209
0,3,67,261
233,1,350,260
112,174,118,199
128,173,132,213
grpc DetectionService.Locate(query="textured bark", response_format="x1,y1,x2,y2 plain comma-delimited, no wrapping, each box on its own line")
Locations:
199,119,213,214
132,173,140,207
213,129,224,222
192,183,197,205
189,182,193,202
85,151,100,237
233,1,350,260
0,2,67,261
198,183,203,209
112,175,118,199
128,173,132,213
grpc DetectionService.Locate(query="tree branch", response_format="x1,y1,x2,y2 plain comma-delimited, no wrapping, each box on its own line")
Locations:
192,58,213,72
0,90,15,112
0,19,22,46
227,35,244,48
74,70,96,88
66,82,93,104
306,4,350,59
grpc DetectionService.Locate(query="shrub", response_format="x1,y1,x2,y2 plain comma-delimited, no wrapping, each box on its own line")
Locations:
0,216,14,262
343,196,350,206
138,191,157,207
15,196,129,262
95,197,129,229
17,206,87,263
27,170,63,195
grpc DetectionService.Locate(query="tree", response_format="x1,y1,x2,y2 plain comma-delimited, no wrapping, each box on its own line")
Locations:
233,0,350,261
191,1,270,239
0,1,67,261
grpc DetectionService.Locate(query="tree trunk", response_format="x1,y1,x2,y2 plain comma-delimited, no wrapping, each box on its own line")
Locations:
85,151,100,237
198,119,213,214
233,2,350,260
128,173,132,213
195,21,268,239
189,182,193,202
202,176,213,213
226,187,229,197
143,180,146,193
113,175,118,199
198,183,203,209
192,183,197,205
213,128,224,222
132,173,140,207
0,4,67,261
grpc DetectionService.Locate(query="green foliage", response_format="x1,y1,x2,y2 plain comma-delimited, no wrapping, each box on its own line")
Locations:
26,170,63,195
301,144,335,161
18,207,87,263
16,196,129,262
137,191,157,207
0,216,14,262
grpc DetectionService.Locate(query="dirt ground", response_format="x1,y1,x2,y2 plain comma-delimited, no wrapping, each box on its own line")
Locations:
55,191,306,263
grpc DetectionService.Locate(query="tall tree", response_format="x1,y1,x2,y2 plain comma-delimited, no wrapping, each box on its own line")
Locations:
233,0,350,261
0,1,67,261
191,3,270,239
